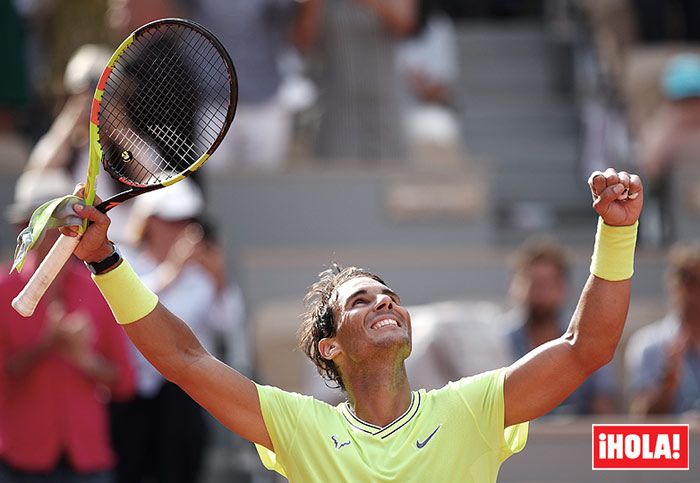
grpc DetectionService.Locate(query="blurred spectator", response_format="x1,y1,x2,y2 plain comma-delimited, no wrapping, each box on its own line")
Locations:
189,0,322,172
194,221,250,375
626,243,700,415
111,179,243,483
631,0,700,43
0,168,135,482
404,301,511,390
397,0,463,169
107,0,182,40
637,54,700,244
16,0,110,117
499,236,618,415
25,45,103,175
314,0,417,164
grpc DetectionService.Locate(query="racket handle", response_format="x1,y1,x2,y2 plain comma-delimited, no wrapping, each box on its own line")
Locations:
12,234,81,317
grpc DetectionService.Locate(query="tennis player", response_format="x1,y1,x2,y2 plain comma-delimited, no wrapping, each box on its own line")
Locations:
64,168,642,482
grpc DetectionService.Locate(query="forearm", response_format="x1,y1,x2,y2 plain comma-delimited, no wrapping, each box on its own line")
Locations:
504,213,639,426
68,201,273,448
91,257,205,382
567,217,637,368
566,275,630,370
123,303,209,384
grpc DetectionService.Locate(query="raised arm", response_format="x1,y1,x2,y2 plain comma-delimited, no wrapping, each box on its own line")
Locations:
65,199,273,451
504,168,643,427
122,303,272,449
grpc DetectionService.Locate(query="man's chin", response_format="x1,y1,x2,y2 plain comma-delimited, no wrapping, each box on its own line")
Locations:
373,332,411,352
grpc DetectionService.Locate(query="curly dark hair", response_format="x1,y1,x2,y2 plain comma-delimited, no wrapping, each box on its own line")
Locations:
298,263,386,391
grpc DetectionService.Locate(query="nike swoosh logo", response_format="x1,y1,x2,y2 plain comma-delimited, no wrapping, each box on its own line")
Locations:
416,425,441,449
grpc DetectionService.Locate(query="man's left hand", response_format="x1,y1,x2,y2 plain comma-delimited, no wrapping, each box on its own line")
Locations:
588,168,644,226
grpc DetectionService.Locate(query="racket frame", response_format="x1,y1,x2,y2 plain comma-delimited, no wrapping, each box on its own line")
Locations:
12,18,237,317
93,18,238,213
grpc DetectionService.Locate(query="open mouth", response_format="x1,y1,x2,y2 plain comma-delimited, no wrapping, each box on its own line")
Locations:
370,317,401,330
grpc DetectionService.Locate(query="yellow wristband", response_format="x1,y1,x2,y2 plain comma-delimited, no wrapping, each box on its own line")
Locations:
92,258,158,325
590,217,638,281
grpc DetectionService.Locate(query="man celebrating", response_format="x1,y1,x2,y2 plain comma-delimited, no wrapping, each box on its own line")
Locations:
64,168,642,482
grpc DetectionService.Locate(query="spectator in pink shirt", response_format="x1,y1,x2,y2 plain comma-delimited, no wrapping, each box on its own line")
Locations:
0,169,135,483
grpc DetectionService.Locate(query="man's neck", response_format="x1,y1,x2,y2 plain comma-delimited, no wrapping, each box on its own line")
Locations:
344,363,412,428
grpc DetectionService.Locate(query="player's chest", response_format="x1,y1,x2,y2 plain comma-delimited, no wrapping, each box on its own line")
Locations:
308,419,479,483
322,409,464,467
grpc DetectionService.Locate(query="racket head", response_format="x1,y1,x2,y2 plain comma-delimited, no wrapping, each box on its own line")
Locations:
89,18,238,191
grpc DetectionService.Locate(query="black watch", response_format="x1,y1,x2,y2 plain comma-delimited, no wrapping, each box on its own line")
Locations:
85,243,122,275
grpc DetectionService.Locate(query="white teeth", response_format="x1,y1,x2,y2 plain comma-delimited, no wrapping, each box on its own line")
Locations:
372,318,399,329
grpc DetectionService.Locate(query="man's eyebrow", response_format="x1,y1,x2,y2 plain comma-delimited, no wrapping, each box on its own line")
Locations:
383,288,401,303
346,289,368,305
346,288,401,304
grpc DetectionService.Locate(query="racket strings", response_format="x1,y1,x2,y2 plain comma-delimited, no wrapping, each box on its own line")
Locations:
103,37,195,184
99,22,233,187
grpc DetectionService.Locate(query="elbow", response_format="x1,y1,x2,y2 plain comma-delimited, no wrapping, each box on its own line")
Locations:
159,346,208,387
590,348,615,371
582,345,615,374
566,332,616,374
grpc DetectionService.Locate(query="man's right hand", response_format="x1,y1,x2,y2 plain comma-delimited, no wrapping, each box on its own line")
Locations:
60,186,113,263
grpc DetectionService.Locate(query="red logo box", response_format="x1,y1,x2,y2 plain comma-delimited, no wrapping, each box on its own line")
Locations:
592,424,689,470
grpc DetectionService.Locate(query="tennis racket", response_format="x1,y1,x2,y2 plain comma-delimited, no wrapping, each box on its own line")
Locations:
12,18,237,317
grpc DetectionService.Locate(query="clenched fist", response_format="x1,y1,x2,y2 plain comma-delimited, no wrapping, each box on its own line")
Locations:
588,168,643,226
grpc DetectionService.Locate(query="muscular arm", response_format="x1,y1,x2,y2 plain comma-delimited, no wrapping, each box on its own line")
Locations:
504,168,643,427
123,303,273,450
64,199,273,451
504,275,629,426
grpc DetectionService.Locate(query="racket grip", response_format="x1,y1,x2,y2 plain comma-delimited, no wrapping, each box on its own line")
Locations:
12,234,81,317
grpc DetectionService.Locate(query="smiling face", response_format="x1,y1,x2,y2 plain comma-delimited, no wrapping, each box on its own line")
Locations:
319,277,412,374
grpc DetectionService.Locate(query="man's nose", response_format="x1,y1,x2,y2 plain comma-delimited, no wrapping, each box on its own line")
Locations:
374,294,394,310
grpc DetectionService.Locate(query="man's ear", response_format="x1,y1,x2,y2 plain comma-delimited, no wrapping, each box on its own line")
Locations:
319,337,340,360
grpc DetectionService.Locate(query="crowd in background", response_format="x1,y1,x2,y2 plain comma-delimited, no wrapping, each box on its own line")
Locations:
2,0,700,482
